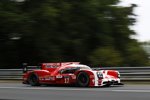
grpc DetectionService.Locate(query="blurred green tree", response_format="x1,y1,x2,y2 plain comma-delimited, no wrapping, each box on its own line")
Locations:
0,0,35,68
0,0,22,67
89,47,123,66
0,0,149,68
124,41,149,66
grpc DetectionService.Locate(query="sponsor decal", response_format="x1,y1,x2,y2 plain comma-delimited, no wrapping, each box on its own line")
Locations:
39,76,55,81
71,75,76,79
39,77,44,80
64,77,69,83
56,75,63,78
45,78,50,80
39,77,42,80
50,76,55,80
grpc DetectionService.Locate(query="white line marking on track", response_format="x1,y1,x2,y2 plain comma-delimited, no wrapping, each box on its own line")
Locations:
0,87,150,93
112,90,150,93
0,87,106,91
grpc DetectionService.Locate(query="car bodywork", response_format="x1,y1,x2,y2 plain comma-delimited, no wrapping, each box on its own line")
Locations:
22,62,123,87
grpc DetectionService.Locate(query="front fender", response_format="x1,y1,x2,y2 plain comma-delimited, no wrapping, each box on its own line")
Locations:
75,70,95,87
106,70,119,78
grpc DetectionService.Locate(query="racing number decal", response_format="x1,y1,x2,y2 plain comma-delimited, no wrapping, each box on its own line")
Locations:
64,77,69,83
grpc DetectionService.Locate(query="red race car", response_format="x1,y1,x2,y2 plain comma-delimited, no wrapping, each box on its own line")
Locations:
22,62,123,87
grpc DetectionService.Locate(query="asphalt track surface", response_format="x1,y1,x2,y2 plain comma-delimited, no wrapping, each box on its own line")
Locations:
0,82,150,100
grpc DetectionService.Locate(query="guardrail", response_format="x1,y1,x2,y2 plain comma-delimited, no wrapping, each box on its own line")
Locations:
0,69,22,80
0,67,150,82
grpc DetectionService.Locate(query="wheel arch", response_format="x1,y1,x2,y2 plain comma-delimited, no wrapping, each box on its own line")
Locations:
75,70,95,87
27,70,50,82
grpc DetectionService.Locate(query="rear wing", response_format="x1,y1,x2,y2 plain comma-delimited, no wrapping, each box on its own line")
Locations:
22,62,80,73
42,62,80,67
22,63,41,73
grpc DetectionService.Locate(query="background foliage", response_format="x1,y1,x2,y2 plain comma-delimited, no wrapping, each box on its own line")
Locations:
0,0,149,68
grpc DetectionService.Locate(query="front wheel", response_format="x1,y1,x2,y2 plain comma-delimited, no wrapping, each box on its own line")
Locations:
76,72,89,87
28,73,40,86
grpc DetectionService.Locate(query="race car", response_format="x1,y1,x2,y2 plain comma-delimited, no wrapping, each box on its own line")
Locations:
22,62,123,87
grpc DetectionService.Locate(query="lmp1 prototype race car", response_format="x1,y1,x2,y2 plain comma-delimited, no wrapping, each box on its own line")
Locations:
22,62,123,87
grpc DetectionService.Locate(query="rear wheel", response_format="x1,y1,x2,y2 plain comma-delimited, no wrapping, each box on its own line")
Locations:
76,72,89,87
28,73,40,86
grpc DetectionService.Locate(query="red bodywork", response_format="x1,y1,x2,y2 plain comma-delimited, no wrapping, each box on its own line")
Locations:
23,62,123,87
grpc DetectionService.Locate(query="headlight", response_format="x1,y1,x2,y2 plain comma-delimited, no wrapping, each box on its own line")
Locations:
97,72,103,79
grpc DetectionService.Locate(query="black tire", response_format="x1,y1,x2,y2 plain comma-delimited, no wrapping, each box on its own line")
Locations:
28,73,40,86
76,72,89,87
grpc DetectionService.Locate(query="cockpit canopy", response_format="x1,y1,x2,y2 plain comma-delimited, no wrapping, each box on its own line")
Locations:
59,64,92,74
